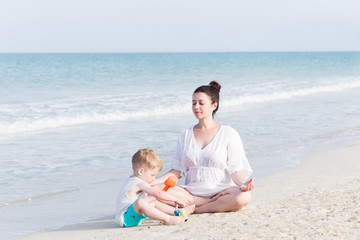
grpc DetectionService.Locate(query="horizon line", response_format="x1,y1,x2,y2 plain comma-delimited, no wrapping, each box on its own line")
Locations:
1,50,360,54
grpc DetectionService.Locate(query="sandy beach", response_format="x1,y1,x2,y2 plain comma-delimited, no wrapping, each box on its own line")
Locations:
19,140,360,240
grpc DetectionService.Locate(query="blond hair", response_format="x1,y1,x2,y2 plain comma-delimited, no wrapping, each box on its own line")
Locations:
132,149,163,172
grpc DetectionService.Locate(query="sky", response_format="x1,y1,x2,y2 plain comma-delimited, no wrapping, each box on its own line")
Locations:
1,0,360,53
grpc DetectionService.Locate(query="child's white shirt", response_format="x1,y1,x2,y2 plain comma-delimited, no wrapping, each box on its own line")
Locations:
115,176,147,225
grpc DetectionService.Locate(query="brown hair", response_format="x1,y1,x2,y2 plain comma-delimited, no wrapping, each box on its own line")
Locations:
132,149,163,172
193,81,221,117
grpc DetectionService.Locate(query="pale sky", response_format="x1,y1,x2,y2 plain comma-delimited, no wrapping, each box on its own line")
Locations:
1,0,360,53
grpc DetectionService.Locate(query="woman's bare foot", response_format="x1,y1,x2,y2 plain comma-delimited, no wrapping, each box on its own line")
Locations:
210,191,226,202
181,204,195,215
163,216,186,225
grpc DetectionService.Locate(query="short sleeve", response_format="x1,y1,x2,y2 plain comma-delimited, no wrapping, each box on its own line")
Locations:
171,129,187,178
225,127,253,180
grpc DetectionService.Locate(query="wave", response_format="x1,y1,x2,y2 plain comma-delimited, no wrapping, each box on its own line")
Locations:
0,189,78,207
0,178,119,207
222,81,360,107
1,81,360,136
0,103,190,135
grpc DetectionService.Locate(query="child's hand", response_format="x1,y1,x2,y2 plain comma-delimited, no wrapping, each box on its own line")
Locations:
240,177,254,192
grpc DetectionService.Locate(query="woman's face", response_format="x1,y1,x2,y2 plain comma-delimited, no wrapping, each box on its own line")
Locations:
192,92,217,120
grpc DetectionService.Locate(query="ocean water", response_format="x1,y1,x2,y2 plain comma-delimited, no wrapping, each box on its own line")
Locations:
1,52,360,239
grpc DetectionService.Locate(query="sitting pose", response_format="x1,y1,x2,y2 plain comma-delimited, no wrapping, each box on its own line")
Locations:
155,81,254,213
115,149,194,227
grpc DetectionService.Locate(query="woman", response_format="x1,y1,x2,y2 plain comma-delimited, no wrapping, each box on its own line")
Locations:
157,81,254,213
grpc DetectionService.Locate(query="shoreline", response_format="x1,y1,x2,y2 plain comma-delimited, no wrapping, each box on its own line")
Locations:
18,140,360,240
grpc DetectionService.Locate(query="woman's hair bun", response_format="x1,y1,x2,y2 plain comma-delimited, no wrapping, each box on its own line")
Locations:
209,81,221,92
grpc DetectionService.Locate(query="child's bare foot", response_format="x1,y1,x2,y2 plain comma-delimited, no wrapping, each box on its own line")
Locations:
164,216,186,225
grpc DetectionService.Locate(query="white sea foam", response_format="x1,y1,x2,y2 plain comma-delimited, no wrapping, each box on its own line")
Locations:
1,81,360,136
222,81,360,107
0,104,190,135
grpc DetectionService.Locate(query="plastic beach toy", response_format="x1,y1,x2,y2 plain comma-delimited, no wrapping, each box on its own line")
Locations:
174,209,188,221
162,176,178,191
174,209,185,216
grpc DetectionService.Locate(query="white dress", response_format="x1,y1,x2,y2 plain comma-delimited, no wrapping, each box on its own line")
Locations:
171,125,253,198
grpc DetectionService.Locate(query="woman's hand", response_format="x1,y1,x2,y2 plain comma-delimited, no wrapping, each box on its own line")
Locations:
230,171,254,192
174,199,188,208
240,177,254,192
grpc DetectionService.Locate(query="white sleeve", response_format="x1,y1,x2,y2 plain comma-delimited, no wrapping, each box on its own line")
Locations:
171,130,187,178
225,127,253,180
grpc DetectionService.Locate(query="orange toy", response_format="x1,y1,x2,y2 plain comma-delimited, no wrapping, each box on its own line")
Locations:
162,176,178,191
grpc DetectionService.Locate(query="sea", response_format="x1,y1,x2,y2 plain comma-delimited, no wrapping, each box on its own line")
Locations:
1,52,360,240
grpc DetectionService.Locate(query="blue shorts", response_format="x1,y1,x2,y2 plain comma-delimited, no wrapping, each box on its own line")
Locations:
123,204,147,227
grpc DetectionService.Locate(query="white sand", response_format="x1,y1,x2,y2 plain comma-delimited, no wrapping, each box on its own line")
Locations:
19,140,360,240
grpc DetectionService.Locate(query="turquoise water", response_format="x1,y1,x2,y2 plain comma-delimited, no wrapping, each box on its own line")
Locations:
1,52,360,239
